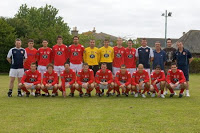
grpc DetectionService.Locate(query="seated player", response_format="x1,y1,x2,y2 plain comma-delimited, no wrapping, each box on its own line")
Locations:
115,64,132,97
131,64,150,98
150,65,166,98
95,63,114,97
166,63,187,98
41,64,58,97
75,63,95,97
60,63,76,98
19,63,41,97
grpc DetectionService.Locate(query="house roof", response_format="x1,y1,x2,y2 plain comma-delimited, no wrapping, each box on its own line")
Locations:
172,30,200,54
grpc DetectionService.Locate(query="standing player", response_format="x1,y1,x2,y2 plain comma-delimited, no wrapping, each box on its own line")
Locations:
41,64,58,97
60,63,76,97
7,38,27,97
19,63,41,97
163,38,177,95
112,38,125,75
83,39,100,75
174,42,193,97
124,39,137,75
150,65,166,98
136,38,154,76
115,65,132,97
75,63,95,97
131,64,150,98
152,41,166,71
95,63,114,97
52,36,68,76
37,39,53,77
68,36,84,73
166,63,187,98
23,39,37,71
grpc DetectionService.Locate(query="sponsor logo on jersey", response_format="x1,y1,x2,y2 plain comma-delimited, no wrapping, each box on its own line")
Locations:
73,52,78,56
90,54,95,58
104,54,109,58
116,53,122,58
82,78,89,82
42,54,48,59
128,54,133,58
57,51,63,55
65,78,72,82
48,79,53,83
30,78,36,82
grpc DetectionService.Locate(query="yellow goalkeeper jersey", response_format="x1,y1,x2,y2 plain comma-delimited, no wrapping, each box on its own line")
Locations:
83,47,100,66
99,46,114,63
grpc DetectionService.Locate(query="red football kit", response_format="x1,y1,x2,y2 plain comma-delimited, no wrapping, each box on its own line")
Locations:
37,47,53,66
95,69,113,84
124,47,136,68
115,70,131,86
43,70,58,86
60,69,76,92
24,48,37,69
132,70,149,85
113,46,125,67
150,70,165,93
166,69,186,84
77,69,94,85
21,70,41,85
68,44,84,64
52,44,68,66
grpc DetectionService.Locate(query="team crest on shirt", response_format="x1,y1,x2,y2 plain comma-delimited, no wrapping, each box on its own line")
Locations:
14,51,17,53
30,78,36,82
83,78,89,82
139,78,144,82
146,49,149,52
173,78,179,82
21,50,24,54
90,54,95,58
62,48,64,51
57,51,63,55
183,52,186,55
128,54,133,59
104,54,109,58
42,54,48,59
47,51,50,54
121,80,126,83
73,52,78,56
65,78,72,82
116,53,122,58
48,79,53,83
101,79,107,82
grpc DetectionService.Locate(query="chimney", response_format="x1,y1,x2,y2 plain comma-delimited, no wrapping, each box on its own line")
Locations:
71,27,78,36
92,27,96,33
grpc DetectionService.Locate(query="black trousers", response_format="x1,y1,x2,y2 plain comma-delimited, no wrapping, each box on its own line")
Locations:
89,65,99,76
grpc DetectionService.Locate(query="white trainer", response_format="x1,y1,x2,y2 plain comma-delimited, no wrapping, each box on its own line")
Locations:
160,94,165,98
134,93,138,98
31,92,35,96
141,94,146,98
21,92,25,96
151,93,156,98
164,91,168,95
174,92,177,96
186,90,190,97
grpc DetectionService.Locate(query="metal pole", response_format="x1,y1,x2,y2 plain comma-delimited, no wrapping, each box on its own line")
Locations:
165,10,167,47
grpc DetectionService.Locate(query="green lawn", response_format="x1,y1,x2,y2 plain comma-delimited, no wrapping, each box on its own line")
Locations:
0,74,200,133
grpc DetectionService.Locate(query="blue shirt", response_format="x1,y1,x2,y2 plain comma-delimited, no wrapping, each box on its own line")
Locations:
153,50,166,70
7,47,27,69
136,46,154,69
174,48,192,67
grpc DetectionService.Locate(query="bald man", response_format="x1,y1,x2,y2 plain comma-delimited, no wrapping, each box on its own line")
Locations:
131,64,150,98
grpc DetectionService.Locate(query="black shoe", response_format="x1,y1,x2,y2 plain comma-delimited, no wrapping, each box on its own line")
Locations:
26,92,30,97
35,93,40,97
88,93,91,97
7,91,12,97
122,93,125,95
84,93,89,96
147,92,151,96
17,91,22,97
79,93,83,97
170,93,174,98
125,93,129,97
106,93,110,97
46,93,50,97
116,94,120,97
55,92,58,96
98,93,102,97
69,93,74,97
179,93,183,98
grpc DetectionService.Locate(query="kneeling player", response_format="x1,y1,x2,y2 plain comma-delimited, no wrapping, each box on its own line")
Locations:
115,65,131,97
60,63,76,97
75,63,94,97
166,63,186,98
19,63,41,97
41,64,58,97
95,63,114,97
131,64,150,98
150,65,166,98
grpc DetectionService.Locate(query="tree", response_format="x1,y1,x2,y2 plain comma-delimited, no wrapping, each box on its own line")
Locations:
7,4,72,48
0,18,16,72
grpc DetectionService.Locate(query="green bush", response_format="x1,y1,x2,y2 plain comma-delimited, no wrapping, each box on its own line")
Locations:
189,58,200,73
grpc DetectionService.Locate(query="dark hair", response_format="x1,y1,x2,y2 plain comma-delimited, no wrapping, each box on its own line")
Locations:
28,39,34,43
46,63,54,69
15,38,21,42
142,38,146,41
31,62,37,66
155,65,161,69
57,35,63,40
42,39,48,42
104,39,109,42
171,62,177,66
64,62,70,66
73,36,79,40
101,63,107,66
167,38,172,43
121,64,126,68
83,63,88,66
128,39,133,43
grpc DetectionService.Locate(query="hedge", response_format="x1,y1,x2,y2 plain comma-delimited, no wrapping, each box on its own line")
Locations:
189,58,200,73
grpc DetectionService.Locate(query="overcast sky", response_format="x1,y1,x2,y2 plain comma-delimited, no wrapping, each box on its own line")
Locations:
0,0,200,39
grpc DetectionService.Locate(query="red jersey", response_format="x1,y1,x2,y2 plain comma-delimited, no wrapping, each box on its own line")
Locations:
115,70,131,86
24,48,37,69
95,69,113,84
21,70,41,85
166,69,186,84
52,44,68,66
37,47,53,66
132,70,149,85
124,47,136,68
68,44,84,64
150,70,165,84
113,46,125,67
60,69,76,90
43,70,58,86
77,69,94,85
